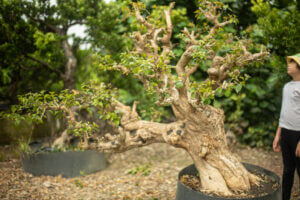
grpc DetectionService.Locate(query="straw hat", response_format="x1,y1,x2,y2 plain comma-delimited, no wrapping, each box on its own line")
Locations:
287,53,300,66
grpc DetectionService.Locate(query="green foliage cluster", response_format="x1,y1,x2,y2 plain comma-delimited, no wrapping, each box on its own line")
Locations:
0,0,129,103
97,3,195,121
251,0,300,56
101,0,266,109
217,0,300,149
18,140,32,154
0,83,120,139
0,0,62,102
1,0,299,150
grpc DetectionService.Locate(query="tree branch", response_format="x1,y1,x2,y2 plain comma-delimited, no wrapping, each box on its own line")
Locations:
27,15,62,34
25,55,63,77
175,1,231,80
176,46,194,77
131,3,175,65
205,42,269,89
88,99,188,152
182,27,201,47
159,2,175,45
198,1,231,41
133,4,153,30
68,20,87,27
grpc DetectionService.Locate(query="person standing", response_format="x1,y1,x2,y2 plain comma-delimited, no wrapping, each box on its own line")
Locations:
273,53,300,200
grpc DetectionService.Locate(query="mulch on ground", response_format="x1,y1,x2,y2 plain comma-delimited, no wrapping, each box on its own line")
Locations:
0,143,299,200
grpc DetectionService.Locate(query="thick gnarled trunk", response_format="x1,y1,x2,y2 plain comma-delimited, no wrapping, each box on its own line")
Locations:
85,99,260,195
173,103,259,195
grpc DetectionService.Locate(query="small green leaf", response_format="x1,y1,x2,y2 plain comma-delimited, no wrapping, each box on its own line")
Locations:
235,84,242,93
224,89,231,97
215,87,223,96
11,105,17,113
203,98,211,105
175,81,183,88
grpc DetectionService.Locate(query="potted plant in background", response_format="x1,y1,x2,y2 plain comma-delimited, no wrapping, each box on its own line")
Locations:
21,108,110,178
1,0,281,199
0,0,127,178
4,103,110,178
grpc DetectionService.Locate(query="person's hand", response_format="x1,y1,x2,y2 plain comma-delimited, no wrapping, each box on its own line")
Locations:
295,142,300,157
273,136,281,152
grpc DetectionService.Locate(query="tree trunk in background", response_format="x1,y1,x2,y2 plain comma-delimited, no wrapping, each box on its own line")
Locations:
61,40,77,90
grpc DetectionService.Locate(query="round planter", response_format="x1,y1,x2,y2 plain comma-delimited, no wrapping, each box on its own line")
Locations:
176,163,281,200
21,150,108,178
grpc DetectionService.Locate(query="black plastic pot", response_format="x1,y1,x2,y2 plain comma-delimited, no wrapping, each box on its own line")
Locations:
21,150,108,178
176,163,281,200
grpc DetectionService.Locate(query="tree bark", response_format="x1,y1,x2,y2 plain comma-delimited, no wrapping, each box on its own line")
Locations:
170,101,259,195
61,40,77,90
77,99,260,195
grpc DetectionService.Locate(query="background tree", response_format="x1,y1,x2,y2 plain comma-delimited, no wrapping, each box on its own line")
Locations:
221,0,300,148
0,0,134,146
0,0,128,104
2,0,270,196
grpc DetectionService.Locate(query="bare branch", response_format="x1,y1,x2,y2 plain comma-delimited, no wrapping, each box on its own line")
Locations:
205,42,269,89
133,4,153,30
186,64,199,77
182,27,200,47
159,2,175,44
27,15,62,34
114,64,131,75
198,2,231,41
150,28,164,54
158,3,175,66
131,3,175,66
87,99,188,152
176,46,194,77
174,1,231,82
124,3,179,105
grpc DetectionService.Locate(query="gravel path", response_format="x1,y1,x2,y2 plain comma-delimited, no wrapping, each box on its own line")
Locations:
0,143,299,200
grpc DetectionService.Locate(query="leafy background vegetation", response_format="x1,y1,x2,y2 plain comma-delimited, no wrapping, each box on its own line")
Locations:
0,0,299,150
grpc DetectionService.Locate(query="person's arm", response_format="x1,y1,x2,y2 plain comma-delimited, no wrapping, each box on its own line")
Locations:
296,141,300,157
273,126,281,152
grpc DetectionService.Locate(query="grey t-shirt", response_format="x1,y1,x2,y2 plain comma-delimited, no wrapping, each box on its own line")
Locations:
279,81,300,131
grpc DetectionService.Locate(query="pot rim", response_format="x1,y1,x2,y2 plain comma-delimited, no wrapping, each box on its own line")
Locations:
176,163,281,200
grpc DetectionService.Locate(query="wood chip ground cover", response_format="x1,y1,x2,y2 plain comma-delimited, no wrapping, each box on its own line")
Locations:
0,144,299,200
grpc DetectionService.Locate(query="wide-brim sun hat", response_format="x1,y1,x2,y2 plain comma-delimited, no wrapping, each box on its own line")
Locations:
287,53,300,66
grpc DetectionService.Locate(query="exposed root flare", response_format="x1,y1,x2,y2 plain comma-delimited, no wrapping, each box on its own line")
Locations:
195,158,232,196
248,172,261,187
52,130,71,149
218,154,251,192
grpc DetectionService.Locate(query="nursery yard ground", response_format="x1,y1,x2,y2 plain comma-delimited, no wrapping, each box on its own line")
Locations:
0,143,299,200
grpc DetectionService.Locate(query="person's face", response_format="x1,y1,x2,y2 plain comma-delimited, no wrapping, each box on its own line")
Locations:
287,60,300,76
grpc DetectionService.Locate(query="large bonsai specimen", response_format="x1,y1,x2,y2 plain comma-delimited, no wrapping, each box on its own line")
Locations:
3,0,269,196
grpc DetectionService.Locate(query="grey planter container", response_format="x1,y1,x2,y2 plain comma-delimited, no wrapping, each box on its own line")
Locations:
176,163,281,200
21,150,108,178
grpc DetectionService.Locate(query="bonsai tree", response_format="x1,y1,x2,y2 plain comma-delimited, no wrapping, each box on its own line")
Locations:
1,0,269,196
